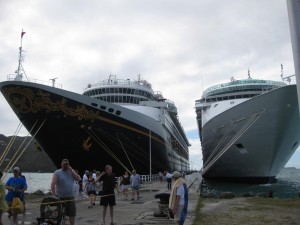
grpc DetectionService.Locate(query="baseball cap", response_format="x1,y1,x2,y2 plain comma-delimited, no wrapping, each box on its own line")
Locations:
13,167,20,172
61,159,69,164
172,171,181,178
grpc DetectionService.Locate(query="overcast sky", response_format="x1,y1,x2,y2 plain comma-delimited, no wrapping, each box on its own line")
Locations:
0,0,299,169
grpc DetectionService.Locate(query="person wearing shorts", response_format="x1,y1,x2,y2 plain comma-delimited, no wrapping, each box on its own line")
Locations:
130,170,140,201
51,159,81,225
120,171,130,200
96,165,119,225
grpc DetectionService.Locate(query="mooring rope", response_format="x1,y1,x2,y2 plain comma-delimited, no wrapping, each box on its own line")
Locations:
0,122,23,167
2,119,47,180
116,133,134,171
84,128,131,173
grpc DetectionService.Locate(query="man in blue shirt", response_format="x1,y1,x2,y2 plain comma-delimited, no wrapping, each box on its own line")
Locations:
5,167,27,225
130,170,140,200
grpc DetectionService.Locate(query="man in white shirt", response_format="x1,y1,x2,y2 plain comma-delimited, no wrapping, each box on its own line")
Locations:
82,170,89,193
169,171,188,225
165,171,172,190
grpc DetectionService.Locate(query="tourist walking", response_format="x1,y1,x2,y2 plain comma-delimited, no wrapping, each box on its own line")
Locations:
51,159,81,225
169,171,188,225
130,170,140,201
5,167,27,225
73,170,81,200
95,171,103,204
0,171,8,225
165,171,172,190
96,165,119,225
86,172,96,208
120,171,130,200
82,170,89,196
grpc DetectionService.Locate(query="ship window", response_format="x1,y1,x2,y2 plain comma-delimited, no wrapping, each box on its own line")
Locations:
122,96,126,103
115,88,119,93
116,110,121,115
100,105,106,110
95,89,99,95
99,89,102,94
91,103,98,107
108,108,114,113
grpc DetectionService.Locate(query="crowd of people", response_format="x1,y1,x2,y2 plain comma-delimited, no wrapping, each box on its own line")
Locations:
0,159,188,225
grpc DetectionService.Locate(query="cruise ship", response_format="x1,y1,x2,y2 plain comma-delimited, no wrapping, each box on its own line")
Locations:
195,76,300,183
0,44,190,175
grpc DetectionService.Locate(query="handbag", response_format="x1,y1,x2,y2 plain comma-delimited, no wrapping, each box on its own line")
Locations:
11,197,24,214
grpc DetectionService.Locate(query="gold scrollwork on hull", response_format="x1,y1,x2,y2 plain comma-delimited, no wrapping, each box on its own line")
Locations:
3,86,101,122
82,136,92,151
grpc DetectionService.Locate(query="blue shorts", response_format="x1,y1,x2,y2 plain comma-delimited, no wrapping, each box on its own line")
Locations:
132,185,139,190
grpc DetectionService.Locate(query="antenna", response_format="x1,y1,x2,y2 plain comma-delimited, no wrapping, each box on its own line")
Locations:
281,64,284,81
15,29,29,81
248,68,251,79
49,78,58,87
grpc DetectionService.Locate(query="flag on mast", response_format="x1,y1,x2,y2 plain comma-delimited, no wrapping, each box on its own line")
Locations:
21,30,26,38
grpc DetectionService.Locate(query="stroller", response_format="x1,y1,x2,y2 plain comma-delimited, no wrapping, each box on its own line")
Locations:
36,196,64,225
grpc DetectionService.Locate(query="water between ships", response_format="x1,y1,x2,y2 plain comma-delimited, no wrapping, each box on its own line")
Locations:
2,168,299,198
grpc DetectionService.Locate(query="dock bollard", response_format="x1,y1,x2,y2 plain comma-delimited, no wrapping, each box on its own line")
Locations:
153,193,173,218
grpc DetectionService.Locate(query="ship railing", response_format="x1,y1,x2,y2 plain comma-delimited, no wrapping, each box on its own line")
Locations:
7,74,63,89
84,78,152,91
140,174,160,182
203,79,286,96
116,174,160,183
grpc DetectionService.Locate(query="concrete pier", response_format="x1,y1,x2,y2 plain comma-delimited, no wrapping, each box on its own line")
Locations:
3,172,201,225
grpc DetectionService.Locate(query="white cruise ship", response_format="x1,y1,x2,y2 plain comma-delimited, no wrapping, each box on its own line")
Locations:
195,77,300,183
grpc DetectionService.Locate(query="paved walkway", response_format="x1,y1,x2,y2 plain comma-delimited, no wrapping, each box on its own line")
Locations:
3,172,201,225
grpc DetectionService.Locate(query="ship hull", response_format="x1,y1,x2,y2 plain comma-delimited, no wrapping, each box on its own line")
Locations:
198,85,300,183
0,81,189,175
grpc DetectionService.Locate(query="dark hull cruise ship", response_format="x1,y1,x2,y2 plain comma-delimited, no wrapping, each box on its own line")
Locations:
0,43,190,175
195,76,300,183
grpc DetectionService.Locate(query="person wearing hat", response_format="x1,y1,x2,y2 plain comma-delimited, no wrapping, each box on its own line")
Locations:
5,167,27,225
130,169,140,201
169,171,188,225
51,159,81,225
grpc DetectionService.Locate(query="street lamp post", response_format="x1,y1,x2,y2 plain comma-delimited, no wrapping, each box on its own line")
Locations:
149,120,160,184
